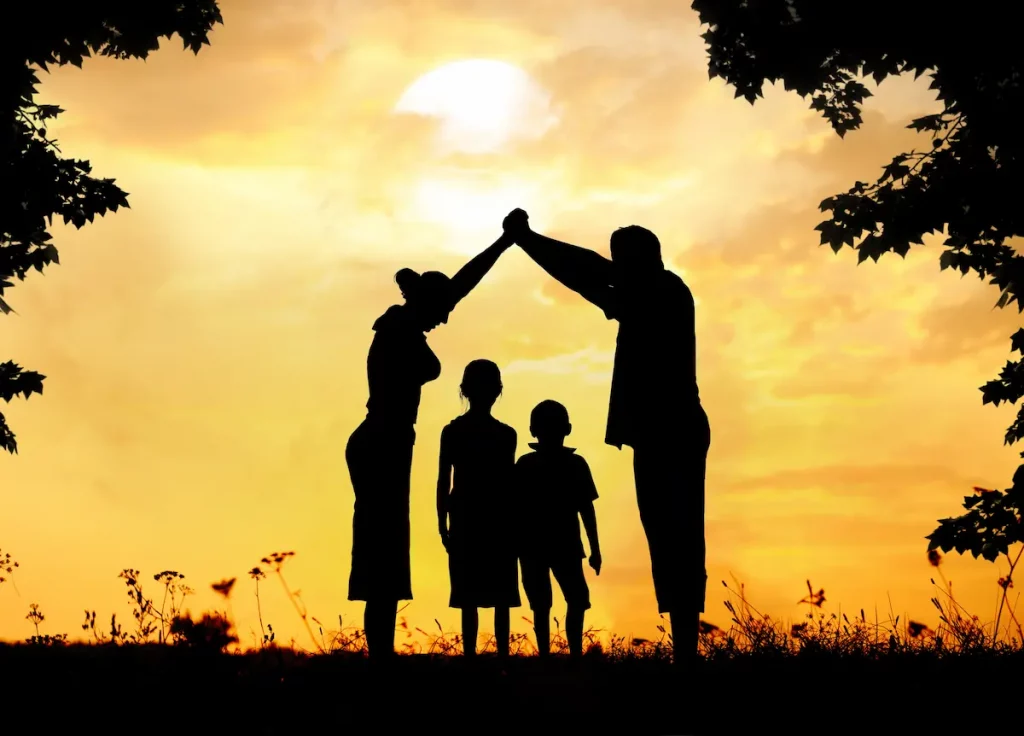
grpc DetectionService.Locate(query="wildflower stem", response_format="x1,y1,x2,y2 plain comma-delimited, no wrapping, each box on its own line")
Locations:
993,543,1023,644
158,583,169,644
274,570,323,654
255,579,267,646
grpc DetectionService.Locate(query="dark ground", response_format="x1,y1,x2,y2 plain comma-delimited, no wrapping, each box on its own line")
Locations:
1,643,1014,733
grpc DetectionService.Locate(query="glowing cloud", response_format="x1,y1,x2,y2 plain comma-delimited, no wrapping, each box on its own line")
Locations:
393,58,558,154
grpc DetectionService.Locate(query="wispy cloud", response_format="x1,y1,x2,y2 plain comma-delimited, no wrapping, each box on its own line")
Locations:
503,346,614,384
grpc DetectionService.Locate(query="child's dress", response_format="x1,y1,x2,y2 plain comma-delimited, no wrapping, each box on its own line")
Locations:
442,413,521,609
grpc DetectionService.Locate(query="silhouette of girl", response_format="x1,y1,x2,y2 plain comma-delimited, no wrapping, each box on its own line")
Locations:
346,234,514,658
437,359,520,657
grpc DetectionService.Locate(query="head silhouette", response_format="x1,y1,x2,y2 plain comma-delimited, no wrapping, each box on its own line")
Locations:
395,268,453,332
460,359,503,412
609,226,664,288
530,400,571,444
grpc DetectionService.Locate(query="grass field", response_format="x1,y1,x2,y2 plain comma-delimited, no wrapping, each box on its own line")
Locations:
3,549,1021,733
2,639,1021,733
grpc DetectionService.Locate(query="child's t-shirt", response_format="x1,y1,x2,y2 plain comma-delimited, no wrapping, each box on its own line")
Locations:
515,444,599,559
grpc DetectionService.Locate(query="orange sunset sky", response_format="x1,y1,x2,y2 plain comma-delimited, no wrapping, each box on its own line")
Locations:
2,0,1021,648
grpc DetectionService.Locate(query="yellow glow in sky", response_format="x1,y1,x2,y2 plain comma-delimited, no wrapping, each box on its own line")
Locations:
2,0,1021,651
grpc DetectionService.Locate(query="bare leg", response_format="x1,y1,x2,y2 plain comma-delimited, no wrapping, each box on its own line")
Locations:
668,611,699,667
566,605,585,657
462,608,479,657
495,607,510,657
533,608,551,658
364,600,397,659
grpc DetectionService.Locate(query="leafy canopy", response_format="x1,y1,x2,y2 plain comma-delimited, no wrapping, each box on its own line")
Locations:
1,2,223,453
691,0,1024,560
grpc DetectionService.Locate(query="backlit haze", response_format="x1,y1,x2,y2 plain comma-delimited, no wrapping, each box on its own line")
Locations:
2,0,1020,648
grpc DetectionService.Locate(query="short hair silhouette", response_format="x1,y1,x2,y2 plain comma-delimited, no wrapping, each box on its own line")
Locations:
609,225,663,269
530,399,571,437
460,359,503,403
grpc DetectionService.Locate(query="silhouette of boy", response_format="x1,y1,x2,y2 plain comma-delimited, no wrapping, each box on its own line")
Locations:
516,400,601,658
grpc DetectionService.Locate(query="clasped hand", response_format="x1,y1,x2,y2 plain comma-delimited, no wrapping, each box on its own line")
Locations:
502,208,530,242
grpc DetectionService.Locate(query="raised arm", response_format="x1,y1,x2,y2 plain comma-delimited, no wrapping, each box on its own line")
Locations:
447,232,515,310
436,427,453,550
503,209,615,314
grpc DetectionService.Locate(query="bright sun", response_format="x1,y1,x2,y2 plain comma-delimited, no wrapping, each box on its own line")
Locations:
393,59,558,254
394,58,556,155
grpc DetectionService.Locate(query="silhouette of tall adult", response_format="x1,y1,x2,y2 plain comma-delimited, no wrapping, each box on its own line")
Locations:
502,209,710,665
346,233,514,658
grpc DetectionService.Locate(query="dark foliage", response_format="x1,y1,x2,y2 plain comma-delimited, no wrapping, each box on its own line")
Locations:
1,2,223,453
926,480,1024,563
692,0,1024,555
168,613,238,653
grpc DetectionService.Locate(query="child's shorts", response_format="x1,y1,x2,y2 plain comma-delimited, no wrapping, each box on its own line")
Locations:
520,554,590,611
